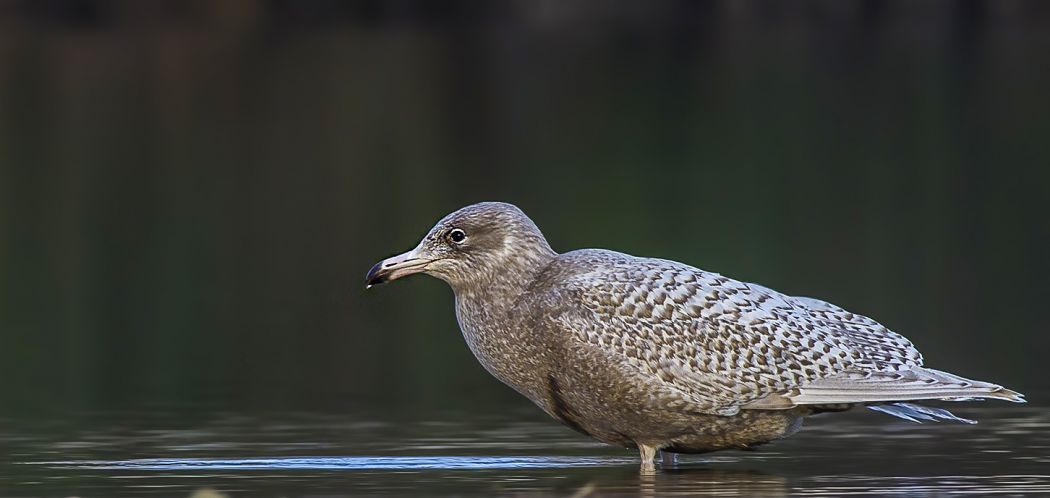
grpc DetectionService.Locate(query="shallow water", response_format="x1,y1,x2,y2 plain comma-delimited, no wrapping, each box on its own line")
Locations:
2,403,1048,497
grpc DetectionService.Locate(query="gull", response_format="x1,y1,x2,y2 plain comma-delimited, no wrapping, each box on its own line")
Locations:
366,202,1024,472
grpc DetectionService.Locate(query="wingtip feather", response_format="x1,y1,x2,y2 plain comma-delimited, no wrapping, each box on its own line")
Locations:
992,387,1026,403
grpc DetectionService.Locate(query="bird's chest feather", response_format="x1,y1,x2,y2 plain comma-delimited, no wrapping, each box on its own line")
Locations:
454,291,551,402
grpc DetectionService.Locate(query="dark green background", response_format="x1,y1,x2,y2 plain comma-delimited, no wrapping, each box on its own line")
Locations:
1,0,1047,417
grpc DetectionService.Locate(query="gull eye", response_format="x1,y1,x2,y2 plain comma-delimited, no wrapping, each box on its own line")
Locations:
447,228,467,244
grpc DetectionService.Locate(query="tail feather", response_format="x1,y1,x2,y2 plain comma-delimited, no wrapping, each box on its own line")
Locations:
868,402,977,424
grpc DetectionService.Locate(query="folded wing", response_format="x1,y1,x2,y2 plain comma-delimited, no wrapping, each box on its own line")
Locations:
555,252,1023,416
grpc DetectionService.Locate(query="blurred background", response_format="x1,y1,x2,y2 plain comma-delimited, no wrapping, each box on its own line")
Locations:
1,0,1047,419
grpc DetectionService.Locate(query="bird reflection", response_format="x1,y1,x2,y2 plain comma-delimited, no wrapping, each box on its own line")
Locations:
564,466,788,498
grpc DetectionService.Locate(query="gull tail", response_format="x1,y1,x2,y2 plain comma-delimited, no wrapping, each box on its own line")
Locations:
868,402,977,424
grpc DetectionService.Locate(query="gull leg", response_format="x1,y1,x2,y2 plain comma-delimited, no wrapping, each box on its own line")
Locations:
659,450,678,468
638,444,657,474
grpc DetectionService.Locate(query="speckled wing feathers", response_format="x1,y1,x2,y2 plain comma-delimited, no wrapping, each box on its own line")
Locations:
551,250,1021,416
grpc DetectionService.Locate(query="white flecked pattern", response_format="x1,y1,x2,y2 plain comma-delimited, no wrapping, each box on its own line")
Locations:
549,249,1021,415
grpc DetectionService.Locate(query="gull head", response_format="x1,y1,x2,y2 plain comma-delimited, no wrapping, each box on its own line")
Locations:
365,202,555,291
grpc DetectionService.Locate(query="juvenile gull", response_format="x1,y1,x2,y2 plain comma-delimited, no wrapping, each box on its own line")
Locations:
365,202,1024,472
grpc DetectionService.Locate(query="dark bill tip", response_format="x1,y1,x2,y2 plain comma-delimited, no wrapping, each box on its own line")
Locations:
365,261,388,288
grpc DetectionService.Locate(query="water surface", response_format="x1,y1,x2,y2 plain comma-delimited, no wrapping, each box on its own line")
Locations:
2,402,1048,497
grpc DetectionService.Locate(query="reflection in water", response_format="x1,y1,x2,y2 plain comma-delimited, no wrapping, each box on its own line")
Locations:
2,404,1049,496
636,468,789,498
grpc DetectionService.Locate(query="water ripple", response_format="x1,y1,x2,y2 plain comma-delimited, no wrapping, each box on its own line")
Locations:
26,455,638,471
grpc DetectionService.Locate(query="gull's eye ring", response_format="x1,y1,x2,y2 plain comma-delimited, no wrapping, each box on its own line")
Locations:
447,228,467,244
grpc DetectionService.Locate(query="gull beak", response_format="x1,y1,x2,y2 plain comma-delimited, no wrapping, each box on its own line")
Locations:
365,247,429,288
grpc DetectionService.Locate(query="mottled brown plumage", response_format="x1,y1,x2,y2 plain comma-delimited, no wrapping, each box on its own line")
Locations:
365,202,1024,472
